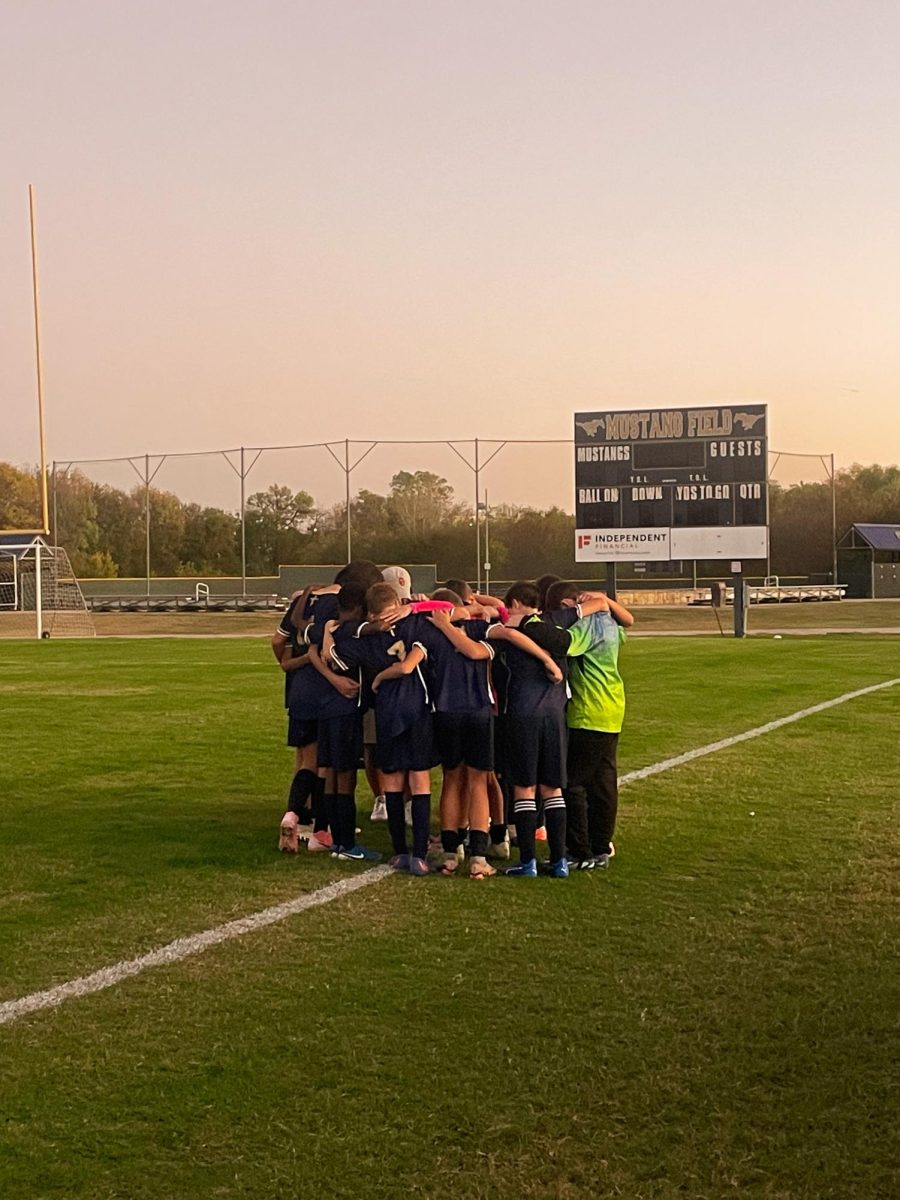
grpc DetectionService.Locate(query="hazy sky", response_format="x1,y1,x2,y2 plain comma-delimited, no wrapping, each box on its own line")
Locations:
2,0,898,511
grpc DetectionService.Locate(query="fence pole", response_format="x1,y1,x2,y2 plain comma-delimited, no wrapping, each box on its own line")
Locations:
240,446,247,597
51,462,58,547
830,453,838,583
474,438,481,592
345,438,352,562
144,453,151,597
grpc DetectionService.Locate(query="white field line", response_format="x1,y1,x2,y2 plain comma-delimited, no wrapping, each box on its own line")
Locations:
2,676,897,1029
0,867,391,1028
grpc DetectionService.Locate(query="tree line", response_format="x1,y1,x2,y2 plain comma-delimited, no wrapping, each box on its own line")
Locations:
1,460,898,582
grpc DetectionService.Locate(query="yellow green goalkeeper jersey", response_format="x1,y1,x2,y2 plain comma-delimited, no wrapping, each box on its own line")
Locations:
564,610,627,733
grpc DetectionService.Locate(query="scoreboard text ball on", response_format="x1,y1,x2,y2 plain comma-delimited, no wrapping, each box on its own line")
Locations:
574,405,768,562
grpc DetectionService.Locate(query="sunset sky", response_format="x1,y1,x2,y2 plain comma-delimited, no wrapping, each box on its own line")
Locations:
2,0,898,512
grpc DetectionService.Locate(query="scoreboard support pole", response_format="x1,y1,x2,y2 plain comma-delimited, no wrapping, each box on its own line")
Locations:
732,563,747,639
605,561,618,601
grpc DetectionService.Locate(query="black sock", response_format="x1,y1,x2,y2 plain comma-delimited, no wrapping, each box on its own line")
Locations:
468,829,489,858
543,794,567,863
312,776,328,833
288,769,316,823
440,829,458,855
457,827,468,851
514,798,538,863
489,822,507,846
411,794,430,860
335,793,357,851
385,792,408,855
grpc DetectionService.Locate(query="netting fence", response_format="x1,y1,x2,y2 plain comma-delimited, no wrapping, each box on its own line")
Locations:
49,438,837,593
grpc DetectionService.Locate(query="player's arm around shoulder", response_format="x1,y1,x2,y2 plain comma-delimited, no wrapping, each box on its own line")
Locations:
428,609,492,660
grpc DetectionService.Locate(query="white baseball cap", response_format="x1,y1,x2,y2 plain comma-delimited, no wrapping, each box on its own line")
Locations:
381,565,412,601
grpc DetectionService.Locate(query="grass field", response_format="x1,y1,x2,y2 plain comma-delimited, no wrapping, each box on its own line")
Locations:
1,636,898,1199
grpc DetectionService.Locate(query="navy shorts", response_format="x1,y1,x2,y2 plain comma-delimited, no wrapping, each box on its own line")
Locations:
316,713,363,771
504,711,567,788
434,710,494,772
376,715,439,774
287,717,317,748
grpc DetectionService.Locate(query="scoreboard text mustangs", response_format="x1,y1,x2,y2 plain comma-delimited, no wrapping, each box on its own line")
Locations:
578,482,763,504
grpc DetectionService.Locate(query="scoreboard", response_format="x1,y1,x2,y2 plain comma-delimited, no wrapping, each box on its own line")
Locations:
574,404,768,562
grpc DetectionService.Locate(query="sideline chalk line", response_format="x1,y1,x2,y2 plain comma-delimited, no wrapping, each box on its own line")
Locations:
2,676,897,1028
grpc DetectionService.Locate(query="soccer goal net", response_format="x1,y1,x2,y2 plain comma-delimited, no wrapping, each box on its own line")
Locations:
0,538,96,638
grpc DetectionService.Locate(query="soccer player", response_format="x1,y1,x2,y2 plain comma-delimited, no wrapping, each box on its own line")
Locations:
327,581,438,876
306,583,380,862
414,595,563,880
543,581,634,870
499,582,614,877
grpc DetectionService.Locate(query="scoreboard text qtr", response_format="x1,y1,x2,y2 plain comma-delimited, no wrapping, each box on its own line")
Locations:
574,405,768,562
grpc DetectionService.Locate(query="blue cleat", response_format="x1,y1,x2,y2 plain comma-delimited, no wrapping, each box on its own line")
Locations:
409,856,430,876
389,853,410,871
336,844,382,862
549,858,570,878
505,858,538,878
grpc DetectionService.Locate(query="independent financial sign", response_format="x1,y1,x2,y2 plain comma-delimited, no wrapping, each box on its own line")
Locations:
574,404,768,562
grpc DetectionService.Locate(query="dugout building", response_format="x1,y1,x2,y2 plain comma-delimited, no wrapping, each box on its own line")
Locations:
836,523,900,598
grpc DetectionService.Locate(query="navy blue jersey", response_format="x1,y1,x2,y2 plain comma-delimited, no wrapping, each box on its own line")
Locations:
498,613,568,716
302,590,340,626
277,594,307,708
286,591,344,717
415,617,494,715
295,620,362,720
331,618,431,738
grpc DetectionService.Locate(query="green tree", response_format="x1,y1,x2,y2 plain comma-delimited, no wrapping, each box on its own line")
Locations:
244,484,315,573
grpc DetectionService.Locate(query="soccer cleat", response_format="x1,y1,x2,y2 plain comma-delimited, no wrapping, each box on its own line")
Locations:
409,856,430,877
297,824,314,843
456,840,466,865
404,800,413,826
590,852,611,869
439,853,459,876
534,825,548,842
488,837,510,860
469,856,497,880
549,858,570,879
278,811,299,854
306,830,334,853
336,844,382,862
370,796,388,822
389,853,410,871
505,858,538,878
569,857,595,871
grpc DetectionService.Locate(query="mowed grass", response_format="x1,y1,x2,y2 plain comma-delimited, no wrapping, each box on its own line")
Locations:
0,637,898,1199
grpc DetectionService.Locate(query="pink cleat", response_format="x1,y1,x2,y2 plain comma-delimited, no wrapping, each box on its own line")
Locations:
278,811,299,854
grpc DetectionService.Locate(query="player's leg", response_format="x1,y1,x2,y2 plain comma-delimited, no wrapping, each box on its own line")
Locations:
308,762,335,852
463,713,496,879
381,769,410,867
487,772,509,859
434,713,464,874
539,712,569,876
334,715,380,861
564,728,593,869
280,724,318,853
586,731,618,865
364,709,387,822
407,767,432,875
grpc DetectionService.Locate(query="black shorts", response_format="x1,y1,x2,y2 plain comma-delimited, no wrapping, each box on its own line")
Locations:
376,715,439,774
316,713,363,771
434,710,494,772
287,717,317,748
504,711,567,789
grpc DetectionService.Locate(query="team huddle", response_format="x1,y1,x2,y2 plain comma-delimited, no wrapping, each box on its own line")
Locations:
273,561,633,879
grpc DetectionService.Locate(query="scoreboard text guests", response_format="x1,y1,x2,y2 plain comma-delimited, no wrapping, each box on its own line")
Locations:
574,404,768,562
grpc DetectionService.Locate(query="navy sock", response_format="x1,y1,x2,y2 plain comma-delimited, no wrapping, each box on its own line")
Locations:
457,827,468,851
385,792,408,855
289,769,316,823
335,793,357,851
544,794,567,863
411,794,430,860
489,822,507,846
514,798,538,863
312,777,328,833
440,829,458,855
468,829,489,858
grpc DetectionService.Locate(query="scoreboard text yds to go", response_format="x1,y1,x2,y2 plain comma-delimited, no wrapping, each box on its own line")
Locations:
573,404,769,563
